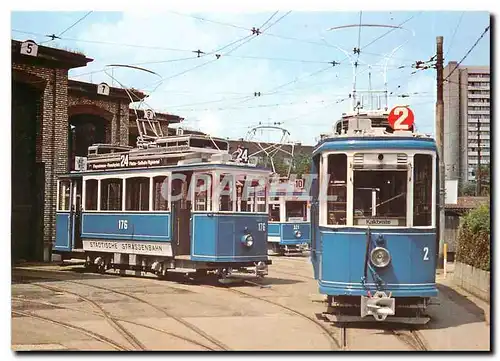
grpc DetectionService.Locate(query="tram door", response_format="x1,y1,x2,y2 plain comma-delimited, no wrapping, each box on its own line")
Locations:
171,172,192,256
71,179,83,249
55,177,82,251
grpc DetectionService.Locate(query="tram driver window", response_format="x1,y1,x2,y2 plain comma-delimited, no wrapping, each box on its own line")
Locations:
414,154,433,226
353,170,407,226
153,176,169,211
219,174,234,211
58,180,71,211
85,179,98,210
327,154,347,225
126,177,150,211
286,201,307,221
101,178,123,211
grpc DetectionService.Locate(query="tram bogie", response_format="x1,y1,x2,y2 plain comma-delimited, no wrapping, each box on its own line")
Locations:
311,109,438,324
54,134,272,280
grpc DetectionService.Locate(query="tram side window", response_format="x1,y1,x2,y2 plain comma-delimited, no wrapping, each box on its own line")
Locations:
327,154,347,225
85,179,98,210
101,178,123,211
58,180,71,211
126,177,150,211
194,174,212,211
235,176,248,212
219,174,234,211
269,203,280,221
286,201,307,221
245,179,267,213
414,154,433,226
153,176,169,211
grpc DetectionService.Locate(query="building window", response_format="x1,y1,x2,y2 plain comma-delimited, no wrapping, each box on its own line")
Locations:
85,179,98,210
126,177,150,211
101,178,122,211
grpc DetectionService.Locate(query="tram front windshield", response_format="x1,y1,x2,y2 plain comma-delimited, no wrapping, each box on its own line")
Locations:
353,170,407,226
286,201,308,222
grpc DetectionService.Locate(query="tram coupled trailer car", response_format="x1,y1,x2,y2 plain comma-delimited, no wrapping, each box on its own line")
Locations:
53,134,272,280
268,178,311,255
310,109,438,324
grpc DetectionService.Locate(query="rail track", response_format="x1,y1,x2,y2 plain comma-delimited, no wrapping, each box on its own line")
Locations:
12,269,230,351
12,296,215,351
12,310,128,351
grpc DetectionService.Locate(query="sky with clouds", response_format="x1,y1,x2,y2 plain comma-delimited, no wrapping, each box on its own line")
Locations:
11,10,490,145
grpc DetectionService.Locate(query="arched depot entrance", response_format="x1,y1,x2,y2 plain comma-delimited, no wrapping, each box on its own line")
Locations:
11,80,44,262
68,107,111,171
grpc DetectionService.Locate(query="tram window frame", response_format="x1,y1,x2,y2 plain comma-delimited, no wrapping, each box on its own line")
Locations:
153,176,169,211
269,203,281,221
286,200,308,221
245,179,268,213
126,177,150,211
235,176,249,212
58,180,71,211
218,173,235,212
100,178,123,211
85,179,98,210
193,173,212,212
413,154,433,227
352,170,408,227
326,154,347,225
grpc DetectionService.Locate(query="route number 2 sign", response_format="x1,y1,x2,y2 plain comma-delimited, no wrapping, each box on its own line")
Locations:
388,106,414,130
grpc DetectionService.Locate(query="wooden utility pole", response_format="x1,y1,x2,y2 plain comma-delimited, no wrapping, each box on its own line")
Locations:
476,118,482,196
436,36,445,268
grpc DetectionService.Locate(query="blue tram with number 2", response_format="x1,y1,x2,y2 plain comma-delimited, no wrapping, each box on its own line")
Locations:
54,133,272,279
310,109,438,324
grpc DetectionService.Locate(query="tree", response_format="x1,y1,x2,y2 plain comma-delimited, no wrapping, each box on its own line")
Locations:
291,152,312,177
460,181,477,197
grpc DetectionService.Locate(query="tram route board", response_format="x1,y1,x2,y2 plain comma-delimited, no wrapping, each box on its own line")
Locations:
87,154,170,171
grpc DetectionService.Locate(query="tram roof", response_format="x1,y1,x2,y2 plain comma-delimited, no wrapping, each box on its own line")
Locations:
312,136,437,156
59,162,271,178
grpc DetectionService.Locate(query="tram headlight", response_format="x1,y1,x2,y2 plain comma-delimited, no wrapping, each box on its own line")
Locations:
241,234,254,247
370,247,391,268
294,230,302,238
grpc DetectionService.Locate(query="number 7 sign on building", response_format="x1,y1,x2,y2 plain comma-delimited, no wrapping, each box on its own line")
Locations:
388,106,415,130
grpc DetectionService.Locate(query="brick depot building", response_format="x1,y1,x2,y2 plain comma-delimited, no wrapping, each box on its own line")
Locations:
11,39,182,262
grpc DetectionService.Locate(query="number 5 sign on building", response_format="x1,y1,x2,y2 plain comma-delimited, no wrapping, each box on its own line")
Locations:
388,106,415,130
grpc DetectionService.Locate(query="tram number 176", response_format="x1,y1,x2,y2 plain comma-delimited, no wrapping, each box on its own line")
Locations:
258,223,266,232
118,220,128,230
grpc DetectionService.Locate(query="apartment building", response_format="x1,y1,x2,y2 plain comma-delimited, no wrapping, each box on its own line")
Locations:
443,61,490,186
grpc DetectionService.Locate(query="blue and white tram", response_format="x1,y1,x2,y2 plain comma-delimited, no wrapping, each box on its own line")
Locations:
267,179,311,255
310,110,438,323
54,135,272,279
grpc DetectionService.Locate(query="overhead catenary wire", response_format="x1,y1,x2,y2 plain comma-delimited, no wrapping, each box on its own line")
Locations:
41,11,93,44
445,12,465,59
443,24,490,83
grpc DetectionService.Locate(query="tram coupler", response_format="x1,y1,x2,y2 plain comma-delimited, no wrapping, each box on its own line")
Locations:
255,261,268,277
360,291,395,321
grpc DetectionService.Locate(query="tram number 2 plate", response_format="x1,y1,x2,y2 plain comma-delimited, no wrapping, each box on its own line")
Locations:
423,246,429,261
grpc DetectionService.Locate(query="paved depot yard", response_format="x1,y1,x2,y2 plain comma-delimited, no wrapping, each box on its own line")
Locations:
11,256,490,351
